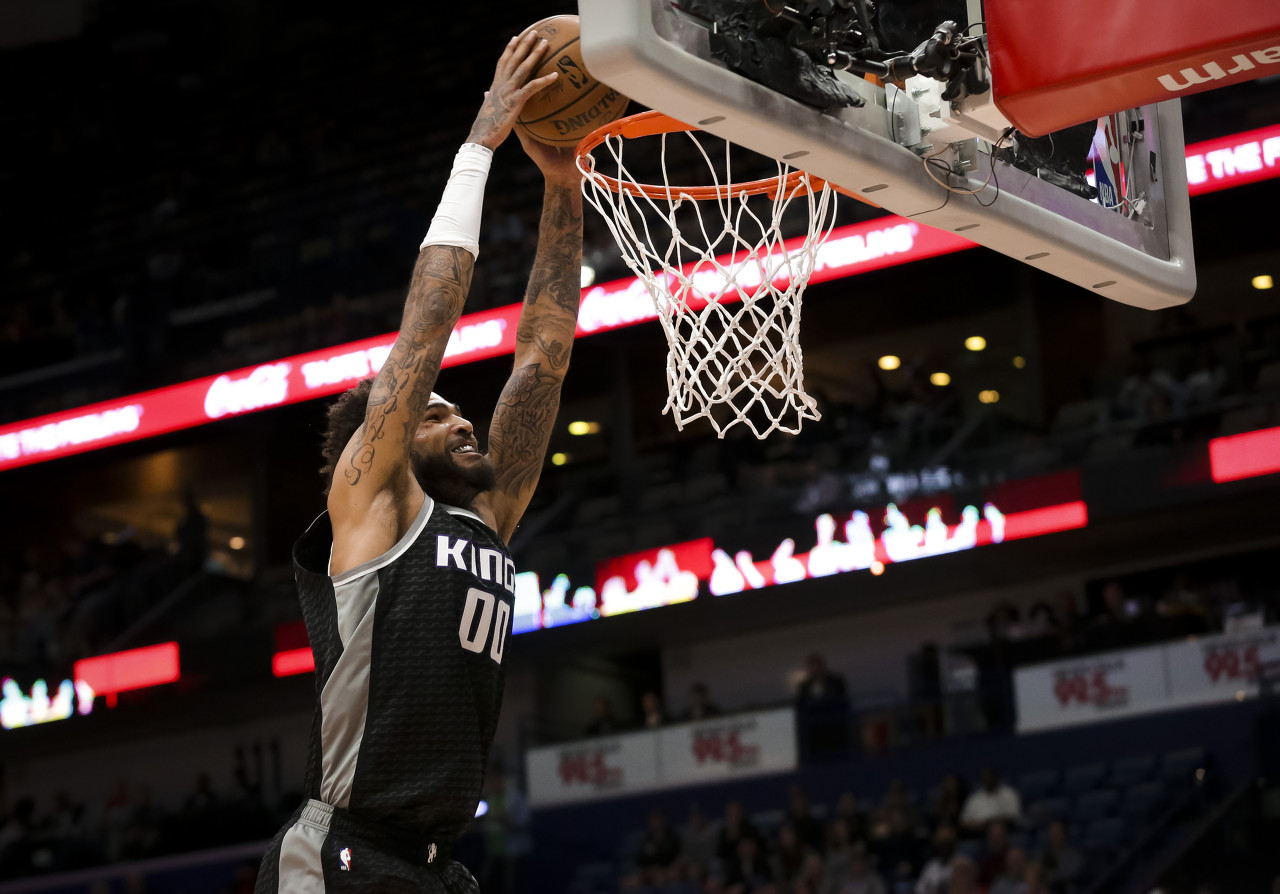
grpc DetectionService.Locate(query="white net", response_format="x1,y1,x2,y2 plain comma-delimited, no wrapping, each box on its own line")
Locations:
578,121,838,438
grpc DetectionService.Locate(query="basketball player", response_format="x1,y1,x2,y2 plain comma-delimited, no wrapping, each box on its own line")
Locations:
256,31,581,893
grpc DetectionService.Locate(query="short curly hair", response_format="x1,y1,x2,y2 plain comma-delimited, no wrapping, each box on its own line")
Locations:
319,378,375,494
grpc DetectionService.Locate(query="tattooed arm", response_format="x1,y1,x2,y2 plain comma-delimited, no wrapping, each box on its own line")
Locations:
481,137,584,544
328,31,556,563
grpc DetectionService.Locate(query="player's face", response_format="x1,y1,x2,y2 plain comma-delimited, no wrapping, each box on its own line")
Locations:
410,393,497,505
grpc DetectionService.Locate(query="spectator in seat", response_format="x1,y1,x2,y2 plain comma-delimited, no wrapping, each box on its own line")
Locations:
792,851,828,894
724,836,774,894
1038,820,1083,893
174,490,209,575
797,653,848,707
1024,862,1050,894
1049,591,1085,654
947,856,980,894
916,825,959,894
681,804,718,878
772,821,818,888
1094,580,1147,630
835,792,871,844
718,801,763,863
989,847,1030,894
823,818,859,891
797,653,850,760
641,691,667,729
787,785,826,854
960,769,1021,832
585,696,622,737
838,842,887,894
627,808,682,889
874,779,914,829
687,682,720,721
1157,573,1209,623
872,807,923,880
931,774,967,830
977,821,1011,888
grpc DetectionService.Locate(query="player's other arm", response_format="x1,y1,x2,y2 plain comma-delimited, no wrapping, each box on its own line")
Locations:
483,137,584,543
329,33,556,522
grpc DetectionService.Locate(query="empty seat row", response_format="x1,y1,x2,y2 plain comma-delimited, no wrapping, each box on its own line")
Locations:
1027,780,1172,825
1018,747,1206,800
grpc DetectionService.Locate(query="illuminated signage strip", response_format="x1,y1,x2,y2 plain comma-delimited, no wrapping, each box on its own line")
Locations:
73,642,180,701
273,647,317,678
1208,424,1280,483
3,125,1275,474
0,216,966,472
1184,123,1280,196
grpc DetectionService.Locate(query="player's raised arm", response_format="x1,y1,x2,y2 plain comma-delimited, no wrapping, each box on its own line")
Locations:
330,33,557,512
482,134,584,543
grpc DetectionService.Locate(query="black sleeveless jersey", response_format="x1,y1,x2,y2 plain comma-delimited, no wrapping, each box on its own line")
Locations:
291,495,514,845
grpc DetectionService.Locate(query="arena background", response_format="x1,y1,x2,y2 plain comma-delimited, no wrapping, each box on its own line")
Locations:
1,1,1279,893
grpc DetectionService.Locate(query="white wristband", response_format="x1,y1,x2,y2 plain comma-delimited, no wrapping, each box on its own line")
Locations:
421,143,493,259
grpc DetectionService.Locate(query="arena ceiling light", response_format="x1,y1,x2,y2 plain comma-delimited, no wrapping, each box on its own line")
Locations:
877,355,901,370
1254,274,1274,290
979,389,1000,404
930,372,951,386
551,452,570,466
229,536,246,550
1012,355,1027,368
567,420,601,435
965,336,987,352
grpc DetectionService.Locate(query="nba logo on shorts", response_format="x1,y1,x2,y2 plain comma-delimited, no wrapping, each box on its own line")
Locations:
339,847,352,871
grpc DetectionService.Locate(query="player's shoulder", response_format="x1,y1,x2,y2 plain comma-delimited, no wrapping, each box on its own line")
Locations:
328,485,432,579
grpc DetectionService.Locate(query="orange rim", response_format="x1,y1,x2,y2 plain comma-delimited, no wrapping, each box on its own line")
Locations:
575,110,876,206
576,110,828,202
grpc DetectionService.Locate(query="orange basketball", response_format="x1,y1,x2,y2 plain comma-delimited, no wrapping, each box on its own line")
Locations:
515,15,630,146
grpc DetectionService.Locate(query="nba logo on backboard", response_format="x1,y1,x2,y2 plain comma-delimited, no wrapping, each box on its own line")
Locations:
1093,114,1125,211
339,847,352,871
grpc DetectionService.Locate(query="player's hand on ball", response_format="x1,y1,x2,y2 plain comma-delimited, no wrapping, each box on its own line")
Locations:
515,128,582,185
468,30,560,151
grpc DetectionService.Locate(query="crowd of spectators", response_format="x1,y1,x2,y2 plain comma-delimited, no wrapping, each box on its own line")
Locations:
0,759,280,881
0,495,210,677
614,773,1088,894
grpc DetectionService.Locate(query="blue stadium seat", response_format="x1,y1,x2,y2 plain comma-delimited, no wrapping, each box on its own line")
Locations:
1017,769,1061,801
1073,789,1119,822
957,839,985,863
1162,747,1208,782
1109,754,1156,787
1121,781,1168,819
1062,763,1108,795
1082,817,1131,852
1027,796,1072,823
617,829,646,865
752,809,785,836
571,861,618,894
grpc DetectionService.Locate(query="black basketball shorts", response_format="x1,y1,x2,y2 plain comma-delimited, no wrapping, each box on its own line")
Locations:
255,800,478,894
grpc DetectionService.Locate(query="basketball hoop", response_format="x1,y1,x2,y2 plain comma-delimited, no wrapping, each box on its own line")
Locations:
575,110,838,439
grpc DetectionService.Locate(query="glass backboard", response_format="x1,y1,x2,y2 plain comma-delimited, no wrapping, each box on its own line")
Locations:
578,0,1196,310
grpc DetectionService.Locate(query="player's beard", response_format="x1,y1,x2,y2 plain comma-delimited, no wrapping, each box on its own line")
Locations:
412,448,497,509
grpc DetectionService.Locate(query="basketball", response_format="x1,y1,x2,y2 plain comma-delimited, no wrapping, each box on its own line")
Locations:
515,14,630,146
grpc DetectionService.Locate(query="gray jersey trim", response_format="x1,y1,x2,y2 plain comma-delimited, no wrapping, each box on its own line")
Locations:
439,502,496,533
330,494,435,586
319,580,378,808
278,809,329,893
318,495,435,808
